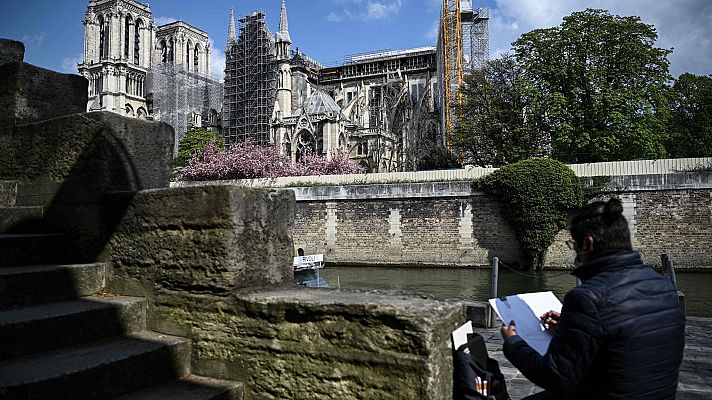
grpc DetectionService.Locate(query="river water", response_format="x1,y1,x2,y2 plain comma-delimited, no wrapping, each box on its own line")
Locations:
321,266,712,317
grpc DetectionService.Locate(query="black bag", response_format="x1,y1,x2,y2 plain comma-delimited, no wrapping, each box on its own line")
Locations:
453,333,510,400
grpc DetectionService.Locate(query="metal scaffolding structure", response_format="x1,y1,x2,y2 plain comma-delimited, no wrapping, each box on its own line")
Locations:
437,0,489,149
223,12,277,145
148,63,224,154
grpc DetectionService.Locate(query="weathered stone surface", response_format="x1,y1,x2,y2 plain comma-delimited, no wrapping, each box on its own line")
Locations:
108,185,296,292
0,39,24,67
0,61,87,127
0,181,16,207
123,286,464,400
0,112,174,259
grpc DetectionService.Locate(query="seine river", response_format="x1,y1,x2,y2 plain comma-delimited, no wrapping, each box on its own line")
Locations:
320,266,712,317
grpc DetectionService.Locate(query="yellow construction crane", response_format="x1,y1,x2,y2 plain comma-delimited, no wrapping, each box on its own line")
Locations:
441,0,464,151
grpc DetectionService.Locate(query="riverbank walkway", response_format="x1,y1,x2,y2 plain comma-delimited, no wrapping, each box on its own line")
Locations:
475,316,712,399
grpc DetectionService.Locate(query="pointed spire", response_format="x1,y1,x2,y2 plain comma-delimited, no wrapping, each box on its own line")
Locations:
227,7,237,46
277,0,291,43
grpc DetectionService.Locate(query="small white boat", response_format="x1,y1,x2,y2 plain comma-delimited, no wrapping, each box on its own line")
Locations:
293,254,329,287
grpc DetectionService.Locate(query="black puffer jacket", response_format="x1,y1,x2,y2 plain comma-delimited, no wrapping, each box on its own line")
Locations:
503,250,685,399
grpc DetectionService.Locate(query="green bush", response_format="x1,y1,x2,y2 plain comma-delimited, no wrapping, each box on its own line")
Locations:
476,158,584,270
175,128,224,167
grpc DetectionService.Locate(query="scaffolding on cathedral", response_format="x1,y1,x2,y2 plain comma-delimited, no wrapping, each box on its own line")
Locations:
437,0,489,149
147,63,224,154
223,12,278,146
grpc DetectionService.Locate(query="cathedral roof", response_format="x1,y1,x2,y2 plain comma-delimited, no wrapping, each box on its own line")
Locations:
304,90,342,118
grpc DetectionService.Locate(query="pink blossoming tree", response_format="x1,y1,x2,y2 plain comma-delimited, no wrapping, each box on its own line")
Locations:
178,140,363,181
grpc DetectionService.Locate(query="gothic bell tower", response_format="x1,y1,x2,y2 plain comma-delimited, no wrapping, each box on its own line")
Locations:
275,0,292,118
78,0,155,117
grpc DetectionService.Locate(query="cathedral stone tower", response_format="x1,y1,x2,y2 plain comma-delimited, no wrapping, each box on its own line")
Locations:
78,0,155,117
274,0,293,121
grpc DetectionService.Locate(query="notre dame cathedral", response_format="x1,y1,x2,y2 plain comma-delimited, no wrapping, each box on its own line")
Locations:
78,0,448,172
78,0,223,155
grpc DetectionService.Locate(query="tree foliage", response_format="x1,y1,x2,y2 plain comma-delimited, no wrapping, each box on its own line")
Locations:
175,128,224,167
455,54,548,167
178,140,363,181
477,158,584,271
666,73,712,158
512,8,673,163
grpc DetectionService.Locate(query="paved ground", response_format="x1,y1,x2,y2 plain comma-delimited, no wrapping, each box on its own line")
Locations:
474,316,712,399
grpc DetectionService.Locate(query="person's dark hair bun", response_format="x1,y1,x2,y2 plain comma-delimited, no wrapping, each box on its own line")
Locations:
602,198,623,225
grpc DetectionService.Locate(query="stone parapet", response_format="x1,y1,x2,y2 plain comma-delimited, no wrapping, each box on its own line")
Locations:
0,112,174,259
107,185,295,292
0,39,24,67
0,38,87,127
107,185,462,399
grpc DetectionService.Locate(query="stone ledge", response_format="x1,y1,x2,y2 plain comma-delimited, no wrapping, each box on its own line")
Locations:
129,285,465,400
0,62,87,127
0,39,24,66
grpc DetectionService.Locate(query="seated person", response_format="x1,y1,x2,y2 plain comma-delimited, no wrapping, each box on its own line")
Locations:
500,198,685,399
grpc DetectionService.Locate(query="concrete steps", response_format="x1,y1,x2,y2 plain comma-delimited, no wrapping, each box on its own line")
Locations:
0,206,43,233
0,263,105,309
113,375,244,400
0,237,243,399
0,233,83,266
0,296,145,361
0,331,192,400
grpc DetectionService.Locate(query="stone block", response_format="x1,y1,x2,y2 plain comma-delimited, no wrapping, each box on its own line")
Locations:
0,112,174,260
108,185,296,292
0,180,16,207
0,38,24,66
134,287,464,400
0,61,88,127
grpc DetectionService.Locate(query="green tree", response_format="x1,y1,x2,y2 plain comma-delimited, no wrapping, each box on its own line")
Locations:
477,158,584,271
666,73,712,158
175,128,224,167
513,9,673,163
455,54,548,167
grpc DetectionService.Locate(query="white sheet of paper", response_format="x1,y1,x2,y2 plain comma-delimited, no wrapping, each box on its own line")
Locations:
488,291,562,356
451,320,473,349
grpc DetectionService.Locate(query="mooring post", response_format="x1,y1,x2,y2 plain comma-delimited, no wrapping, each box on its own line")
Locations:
490,257,499,328
661,253,685,314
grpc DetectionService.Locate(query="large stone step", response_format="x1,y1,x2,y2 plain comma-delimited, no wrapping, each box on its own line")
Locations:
0,233,82,266
0,206,43,233
113,375,243,400
0,263,105,309
0,296,145,361
0,331,191,400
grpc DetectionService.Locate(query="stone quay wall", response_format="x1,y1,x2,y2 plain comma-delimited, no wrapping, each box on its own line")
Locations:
291,176,712,269
175,172,712,269
107,185,464,400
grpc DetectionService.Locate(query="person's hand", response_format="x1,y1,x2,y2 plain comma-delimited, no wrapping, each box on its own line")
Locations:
500,320,517,340
540,310,561,333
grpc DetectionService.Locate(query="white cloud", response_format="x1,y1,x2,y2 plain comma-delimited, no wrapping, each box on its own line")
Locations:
488,0,712,77
208,38,225,81
327,0,403,22
154,16,177,26
21,33,46,50
60,54,83,74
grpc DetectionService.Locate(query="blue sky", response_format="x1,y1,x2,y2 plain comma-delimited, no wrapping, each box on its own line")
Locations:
1,0,710,80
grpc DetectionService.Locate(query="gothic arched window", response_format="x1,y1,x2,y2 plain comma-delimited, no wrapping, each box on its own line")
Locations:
186,41,191,70
194,44,200,72
124,16,132,59
98,16,106,59
134,19,142,65
160,40,167,63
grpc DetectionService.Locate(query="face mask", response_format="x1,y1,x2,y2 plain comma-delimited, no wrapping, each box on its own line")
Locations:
573,255,582,268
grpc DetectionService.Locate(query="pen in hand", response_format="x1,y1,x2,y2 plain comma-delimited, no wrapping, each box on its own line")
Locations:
540,310,561,333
